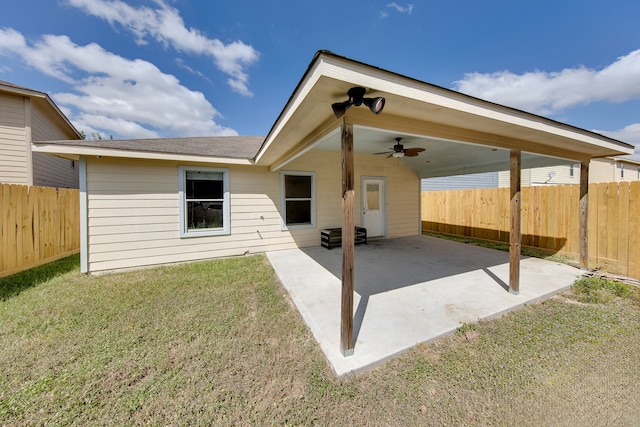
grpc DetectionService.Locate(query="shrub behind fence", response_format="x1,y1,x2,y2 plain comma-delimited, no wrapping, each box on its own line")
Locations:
1,184,80,277
421,182,640,280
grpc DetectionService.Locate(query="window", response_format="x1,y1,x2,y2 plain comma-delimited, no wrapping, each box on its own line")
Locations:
179,166,230,237
569,164,574,177
281,171,315,229
620,163,625,178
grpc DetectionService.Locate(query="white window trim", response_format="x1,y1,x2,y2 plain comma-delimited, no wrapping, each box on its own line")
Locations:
280,171,316,230
179,166,230,238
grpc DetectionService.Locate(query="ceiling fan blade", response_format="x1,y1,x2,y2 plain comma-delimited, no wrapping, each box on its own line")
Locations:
403,147,425,157
373,151,392,155
386,153,394,159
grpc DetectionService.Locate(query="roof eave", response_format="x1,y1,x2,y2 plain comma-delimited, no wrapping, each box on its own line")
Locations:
255,51,634,169
1,82,83,140
32,143,255,165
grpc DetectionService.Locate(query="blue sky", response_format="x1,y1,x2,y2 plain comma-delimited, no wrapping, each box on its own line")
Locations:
1,0,639,158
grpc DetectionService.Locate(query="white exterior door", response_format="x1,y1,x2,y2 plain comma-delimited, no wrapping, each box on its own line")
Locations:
362,177,385,237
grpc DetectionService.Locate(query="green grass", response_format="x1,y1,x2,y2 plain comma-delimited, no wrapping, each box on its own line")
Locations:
572,276,634,304
1,254,639,425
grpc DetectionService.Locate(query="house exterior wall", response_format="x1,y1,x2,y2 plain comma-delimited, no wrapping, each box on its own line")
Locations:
422,172,498,191
31,101,80,188
84,149,420,273
589,158,615,183
1,90,80,187
615,161,640,182
496,158,639,187
283,150,420,246
0,92,28,184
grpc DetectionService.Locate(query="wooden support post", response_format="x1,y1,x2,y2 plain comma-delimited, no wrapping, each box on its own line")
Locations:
340,121,355,356
509,150,521,294
579,160,590,270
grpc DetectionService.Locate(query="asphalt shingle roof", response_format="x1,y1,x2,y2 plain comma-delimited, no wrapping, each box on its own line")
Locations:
38,136,266,159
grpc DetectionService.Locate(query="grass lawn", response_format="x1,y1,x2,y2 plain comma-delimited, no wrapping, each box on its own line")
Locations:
1,254,639,425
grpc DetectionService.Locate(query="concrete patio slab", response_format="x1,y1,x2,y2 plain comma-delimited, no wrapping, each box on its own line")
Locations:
266,235,583,376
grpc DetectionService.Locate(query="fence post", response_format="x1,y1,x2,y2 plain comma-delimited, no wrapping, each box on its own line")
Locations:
579,161,589,270
509,150,521,294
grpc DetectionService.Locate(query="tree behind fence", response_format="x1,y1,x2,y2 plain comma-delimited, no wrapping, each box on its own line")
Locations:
421,182,640,280
1,184,80,277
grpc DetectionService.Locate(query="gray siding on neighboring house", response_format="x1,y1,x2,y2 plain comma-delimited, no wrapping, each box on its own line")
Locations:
422,172,498,191
496,158,640,187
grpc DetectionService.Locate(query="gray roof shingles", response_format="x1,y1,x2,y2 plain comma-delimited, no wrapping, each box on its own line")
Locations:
37,136,266,159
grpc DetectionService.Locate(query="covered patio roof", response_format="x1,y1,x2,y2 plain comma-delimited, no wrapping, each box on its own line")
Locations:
256,50,633,357
256,50,633,176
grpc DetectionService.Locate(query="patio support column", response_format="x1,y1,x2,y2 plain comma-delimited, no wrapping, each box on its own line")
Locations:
340,121,355,356
579,160,590,270
509,150,521,294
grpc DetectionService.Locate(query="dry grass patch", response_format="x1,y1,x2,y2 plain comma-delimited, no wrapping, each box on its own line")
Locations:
1,254,639,425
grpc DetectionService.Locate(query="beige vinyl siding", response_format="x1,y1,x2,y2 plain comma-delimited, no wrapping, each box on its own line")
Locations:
589,158,615,183
614,161,640,182
283,150,420,246
31,102,80,188
86,158,298,273
85,149,420,273
0,92,28,184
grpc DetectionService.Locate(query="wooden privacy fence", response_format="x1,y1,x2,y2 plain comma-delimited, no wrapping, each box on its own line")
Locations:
421,182,640,280
1,184,80,277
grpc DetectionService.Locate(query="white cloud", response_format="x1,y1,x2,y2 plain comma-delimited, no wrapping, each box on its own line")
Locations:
0,28,237,138
453,49,640,115
593,123,640,157
65,0,259,96
387,2,414,14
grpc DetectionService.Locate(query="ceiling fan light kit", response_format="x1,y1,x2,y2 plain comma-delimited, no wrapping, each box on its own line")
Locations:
374,137,426,159
332,86,385,118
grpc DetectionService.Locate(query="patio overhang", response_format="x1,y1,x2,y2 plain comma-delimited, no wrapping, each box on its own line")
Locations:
255,50,633,174
257,50,634,357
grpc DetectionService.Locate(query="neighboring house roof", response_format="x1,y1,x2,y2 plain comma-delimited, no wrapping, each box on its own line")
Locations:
32,50,635,175
34,136,265,165
612,156,640,166
0,80,83,140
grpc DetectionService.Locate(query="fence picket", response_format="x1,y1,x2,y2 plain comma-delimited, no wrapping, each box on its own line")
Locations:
422,182,640,280
0,184,80,277
628,182,640,279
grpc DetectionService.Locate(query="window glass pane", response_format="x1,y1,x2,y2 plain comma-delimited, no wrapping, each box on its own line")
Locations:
366,183,380,210
286,200,311,225
187,201,223,230
186,171,223,199
285,175,311,198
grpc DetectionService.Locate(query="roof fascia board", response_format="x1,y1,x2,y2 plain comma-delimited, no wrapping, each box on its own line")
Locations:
255,56,328,165
608,156,640,165
317,55,633,155
269,118,340,172
32,143,254,165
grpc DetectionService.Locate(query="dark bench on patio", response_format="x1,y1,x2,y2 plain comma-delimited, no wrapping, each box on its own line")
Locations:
320,227,367,249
